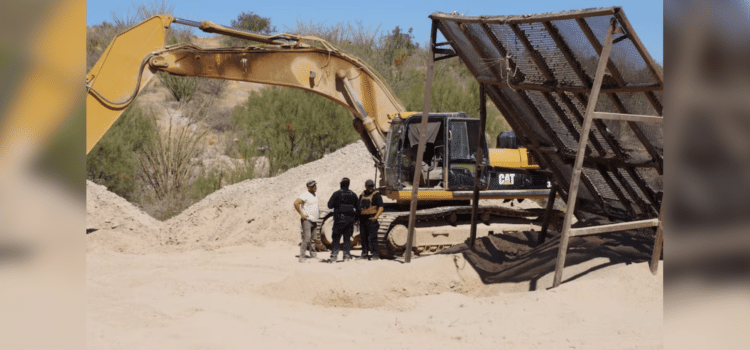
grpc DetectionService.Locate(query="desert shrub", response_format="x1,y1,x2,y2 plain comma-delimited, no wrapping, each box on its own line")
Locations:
159,72,199,102
225,11,277,47
197,78,227,98
232,87,359,176
136,109,209,219
86,104,156,202
205,107,233,133
400,65,510,138
139,112,208,201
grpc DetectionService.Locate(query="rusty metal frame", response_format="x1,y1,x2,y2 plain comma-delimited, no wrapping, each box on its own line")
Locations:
429,7,664,287
551,18,662,287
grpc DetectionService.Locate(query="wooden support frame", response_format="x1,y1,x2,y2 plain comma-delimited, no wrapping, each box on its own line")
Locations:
537,184,559,245
552,18,663,288
405,20,439,263
469,83,488,249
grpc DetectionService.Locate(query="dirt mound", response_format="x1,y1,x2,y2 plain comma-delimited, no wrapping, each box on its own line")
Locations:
159,140,378,251
86,141,377,253
86,180,163,253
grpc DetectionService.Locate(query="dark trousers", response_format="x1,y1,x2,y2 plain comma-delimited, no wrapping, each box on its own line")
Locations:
359,216,380,257
330,220,354,259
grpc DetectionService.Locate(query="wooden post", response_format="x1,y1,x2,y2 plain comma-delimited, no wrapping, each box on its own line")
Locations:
469,83,487,249
405,20,437,263
552,19,619,288
650,206,664,275
537,184,558,245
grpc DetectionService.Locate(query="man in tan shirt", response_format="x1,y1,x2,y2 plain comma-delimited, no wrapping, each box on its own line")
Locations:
294,180,319,262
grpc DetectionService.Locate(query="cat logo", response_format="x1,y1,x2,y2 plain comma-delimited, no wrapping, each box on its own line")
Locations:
499,173,516,185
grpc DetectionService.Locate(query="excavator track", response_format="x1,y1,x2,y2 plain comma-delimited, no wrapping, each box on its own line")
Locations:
311,209,331,252
375,204,549,258
314,204,558,258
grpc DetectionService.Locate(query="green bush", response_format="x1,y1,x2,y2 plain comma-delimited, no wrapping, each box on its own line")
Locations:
232,87,359,176
159,72,199,102
139,113,207,201
400,66,510,139
225,11,276,47
86,104,156,202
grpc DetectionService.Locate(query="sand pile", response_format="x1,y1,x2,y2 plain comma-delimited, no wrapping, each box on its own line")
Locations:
159,140,379,251
86,141,380,253
86,180,163,253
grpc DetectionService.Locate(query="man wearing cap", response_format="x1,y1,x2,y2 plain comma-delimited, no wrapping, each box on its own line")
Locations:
358,179,384,260
326,177,359,263
294,180,319,262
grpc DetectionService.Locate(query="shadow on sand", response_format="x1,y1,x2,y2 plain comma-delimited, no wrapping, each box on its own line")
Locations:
438,228,659,291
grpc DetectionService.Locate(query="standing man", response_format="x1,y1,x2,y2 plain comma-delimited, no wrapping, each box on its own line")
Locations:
294,180,319,262
358,179,384,260
327,177,359,263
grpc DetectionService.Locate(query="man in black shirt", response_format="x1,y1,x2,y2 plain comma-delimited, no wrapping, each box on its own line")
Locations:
358,179,384,260
327,177,359,263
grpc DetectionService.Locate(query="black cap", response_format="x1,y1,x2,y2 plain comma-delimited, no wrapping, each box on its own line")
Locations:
365,179,375,187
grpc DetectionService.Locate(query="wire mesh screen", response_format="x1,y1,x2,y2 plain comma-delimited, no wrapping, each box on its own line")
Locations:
430,7,663,222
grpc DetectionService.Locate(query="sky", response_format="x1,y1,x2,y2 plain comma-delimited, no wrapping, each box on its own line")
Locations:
87,0,663,64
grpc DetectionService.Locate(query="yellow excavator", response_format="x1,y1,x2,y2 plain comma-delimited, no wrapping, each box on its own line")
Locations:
87,15,554,257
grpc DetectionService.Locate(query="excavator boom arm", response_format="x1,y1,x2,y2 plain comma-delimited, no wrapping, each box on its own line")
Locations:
86,15,406,158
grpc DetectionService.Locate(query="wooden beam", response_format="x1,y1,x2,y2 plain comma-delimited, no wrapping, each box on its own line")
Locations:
405,20,439,263
474,79,662,94
650,207,664,275
569,218,660,237
429,7,618,26
593,112,663,124
537,184,559,245
553,19,618,288
470,84,488,249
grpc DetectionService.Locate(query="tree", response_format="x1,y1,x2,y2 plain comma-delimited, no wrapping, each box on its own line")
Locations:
225,11,276,46
382,26,418,66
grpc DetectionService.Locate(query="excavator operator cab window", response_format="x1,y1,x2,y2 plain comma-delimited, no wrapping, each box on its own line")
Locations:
399,117,445,189
447,118,487,189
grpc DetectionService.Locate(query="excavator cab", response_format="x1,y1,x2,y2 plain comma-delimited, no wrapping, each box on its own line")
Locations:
384,113,489,191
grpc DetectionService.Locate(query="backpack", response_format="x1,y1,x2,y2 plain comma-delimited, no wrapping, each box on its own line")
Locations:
360,191,378,215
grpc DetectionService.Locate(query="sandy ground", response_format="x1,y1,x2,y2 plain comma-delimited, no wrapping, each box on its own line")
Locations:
87,243,662,350
87,63,663,348
86,141,663,349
